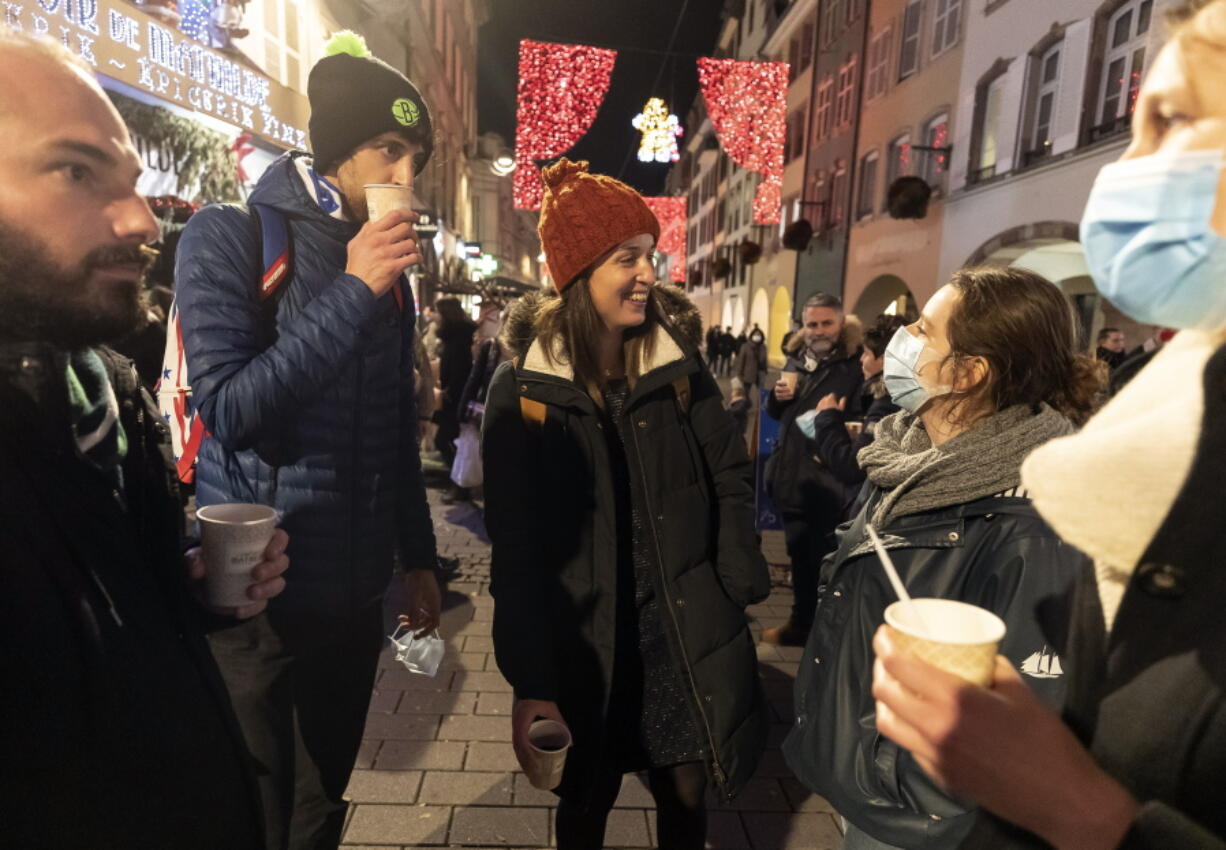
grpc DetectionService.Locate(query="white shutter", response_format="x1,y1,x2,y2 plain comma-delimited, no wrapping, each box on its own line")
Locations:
994,60,1026,174
948,82,978,192
1051,18,1092,156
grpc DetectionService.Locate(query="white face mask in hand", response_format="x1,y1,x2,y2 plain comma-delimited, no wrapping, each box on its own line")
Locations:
388,623,445,677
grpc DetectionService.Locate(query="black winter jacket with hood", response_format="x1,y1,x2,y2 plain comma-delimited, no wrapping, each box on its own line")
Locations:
0,343,264,849
482,285,770,801
784,487,1090,849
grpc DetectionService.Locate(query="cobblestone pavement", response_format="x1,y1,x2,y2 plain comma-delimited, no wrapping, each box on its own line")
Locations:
341,468,844,850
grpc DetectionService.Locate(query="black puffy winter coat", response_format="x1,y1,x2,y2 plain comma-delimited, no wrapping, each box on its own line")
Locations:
483,286,770,800
175,152,437,626
784,490,1090,849
0,343,263,849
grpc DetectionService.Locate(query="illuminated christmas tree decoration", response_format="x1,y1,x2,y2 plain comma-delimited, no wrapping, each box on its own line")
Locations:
633,98,683,164
643,197,688,283
697,58,789,225
513,39,617,210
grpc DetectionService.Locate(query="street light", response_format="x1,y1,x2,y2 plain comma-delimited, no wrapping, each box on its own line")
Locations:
491,153,515,176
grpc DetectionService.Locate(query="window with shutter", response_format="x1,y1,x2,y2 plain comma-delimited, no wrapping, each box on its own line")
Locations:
932,0,962,57
899,0,923,79
1093,0,1152,140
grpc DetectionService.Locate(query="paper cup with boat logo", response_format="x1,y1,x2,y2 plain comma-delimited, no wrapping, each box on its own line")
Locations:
883,598,1006,687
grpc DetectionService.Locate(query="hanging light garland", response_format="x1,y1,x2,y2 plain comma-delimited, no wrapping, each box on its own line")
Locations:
513,39,618,210
643,197,688,283
697,58,788,225
178,0,211,41
633,98,683,164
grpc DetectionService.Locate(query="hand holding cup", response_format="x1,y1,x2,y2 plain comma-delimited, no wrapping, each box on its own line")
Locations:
347,200,420,297
187,509,288,620
774,371,798,402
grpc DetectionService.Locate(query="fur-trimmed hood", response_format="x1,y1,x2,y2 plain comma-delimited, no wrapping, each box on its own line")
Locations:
501,283,704,371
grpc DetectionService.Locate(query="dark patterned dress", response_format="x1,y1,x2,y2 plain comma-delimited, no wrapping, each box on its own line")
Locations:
600,380,703,769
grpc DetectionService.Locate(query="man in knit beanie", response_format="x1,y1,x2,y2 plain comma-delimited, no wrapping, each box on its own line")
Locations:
174,29,444,850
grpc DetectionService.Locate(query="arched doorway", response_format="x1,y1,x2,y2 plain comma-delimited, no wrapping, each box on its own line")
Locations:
749,288,770,338
769,286,792,368
966,223,1148,347
721,294,745,334
852,274,918,323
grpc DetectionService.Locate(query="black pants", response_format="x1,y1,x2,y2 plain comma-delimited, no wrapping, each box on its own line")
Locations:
556,761,708,850
783,514,837,628
207,606,384,850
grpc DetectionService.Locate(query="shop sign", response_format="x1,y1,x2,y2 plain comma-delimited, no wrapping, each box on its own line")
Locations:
2,0,309,148
132,131,195,196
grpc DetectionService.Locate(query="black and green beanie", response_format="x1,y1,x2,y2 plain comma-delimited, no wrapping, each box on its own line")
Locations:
307,31,433,174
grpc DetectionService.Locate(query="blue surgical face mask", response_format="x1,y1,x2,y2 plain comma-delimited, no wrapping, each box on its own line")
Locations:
1081,149,1226,330
882,326,950,414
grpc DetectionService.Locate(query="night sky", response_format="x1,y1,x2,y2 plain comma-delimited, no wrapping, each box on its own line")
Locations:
477,0,727,196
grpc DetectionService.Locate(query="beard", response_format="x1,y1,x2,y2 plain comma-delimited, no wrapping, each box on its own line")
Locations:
806,336,835,357
0,219,150,350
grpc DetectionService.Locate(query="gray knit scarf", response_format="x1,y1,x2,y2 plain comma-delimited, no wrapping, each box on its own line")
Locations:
857,403,1073,529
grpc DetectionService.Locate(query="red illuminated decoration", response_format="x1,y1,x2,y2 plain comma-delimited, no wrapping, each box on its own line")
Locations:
514,40,618,210
643,197,688,283
697,58,789,225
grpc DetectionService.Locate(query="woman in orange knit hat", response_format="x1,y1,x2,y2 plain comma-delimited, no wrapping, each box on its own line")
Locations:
482,159,769,849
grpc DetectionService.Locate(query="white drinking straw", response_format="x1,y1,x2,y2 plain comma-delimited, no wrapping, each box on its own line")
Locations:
866,523,937,635
866,523,911,603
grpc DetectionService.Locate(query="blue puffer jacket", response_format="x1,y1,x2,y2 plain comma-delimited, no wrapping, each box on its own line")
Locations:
175,152,436,624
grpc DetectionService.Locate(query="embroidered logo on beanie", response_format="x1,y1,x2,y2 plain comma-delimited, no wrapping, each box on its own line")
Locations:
392,98,420,127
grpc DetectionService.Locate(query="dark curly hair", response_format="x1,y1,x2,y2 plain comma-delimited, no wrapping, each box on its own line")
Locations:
940,267,1102,426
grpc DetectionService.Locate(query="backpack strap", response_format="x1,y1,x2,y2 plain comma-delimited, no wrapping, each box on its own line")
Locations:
251,203,292,302
520,396,547,431
516,374,690,431
672,375,691,416
250,203,294,343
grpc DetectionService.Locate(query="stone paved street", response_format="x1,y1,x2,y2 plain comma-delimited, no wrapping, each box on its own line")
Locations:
342,476,844,849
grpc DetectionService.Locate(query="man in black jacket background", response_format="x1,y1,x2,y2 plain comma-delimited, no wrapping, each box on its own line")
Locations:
0,32,288,848
762,294,863,646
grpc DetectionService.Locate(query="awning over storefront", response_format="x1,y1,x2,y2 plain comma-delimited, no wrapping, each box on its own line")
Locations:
2,0,309,150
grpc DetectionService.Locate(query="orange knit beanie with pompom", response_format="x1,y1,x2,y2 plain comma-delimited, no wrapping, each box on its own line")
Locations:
536,158,660,292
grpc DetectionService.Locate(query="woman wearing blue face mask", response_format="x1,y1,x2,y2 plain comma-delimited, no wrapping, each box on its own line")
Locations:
783,267,1098,850
872,4,1226,848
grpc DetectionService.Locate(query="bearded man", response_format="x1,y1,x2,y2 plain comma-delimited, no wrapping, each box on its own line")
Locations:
0,30,288,849
762,293,864,646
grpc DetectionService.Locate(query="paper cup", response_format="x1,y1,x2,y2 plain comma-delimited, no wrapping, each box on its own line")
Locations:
364,183,413,223
197,503,278,608
523,720,572,791
779,371,799,391
883,598,1006,687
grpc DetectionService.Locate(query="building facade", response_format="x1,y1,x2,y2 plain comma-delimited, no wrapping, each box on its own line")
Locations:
758,0,818,361
940,0,1171,345
845,0,965,321
468,131,542,296
793,0,869,318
